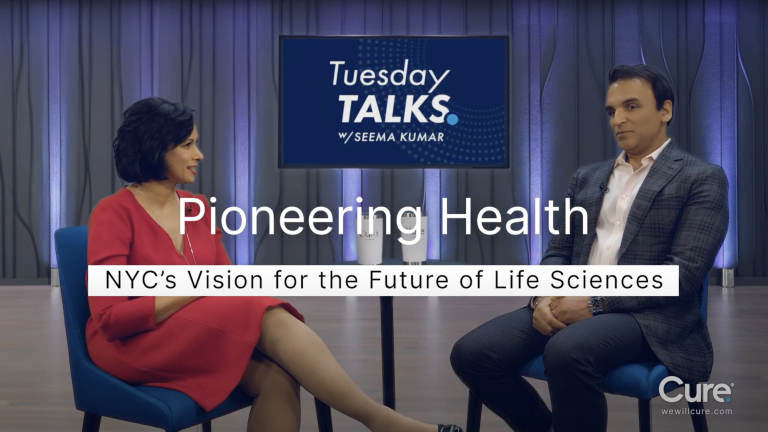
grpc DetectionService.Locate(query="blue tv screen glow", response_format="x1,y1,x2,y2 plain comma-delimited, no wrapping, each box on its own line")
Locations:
279,36,509,169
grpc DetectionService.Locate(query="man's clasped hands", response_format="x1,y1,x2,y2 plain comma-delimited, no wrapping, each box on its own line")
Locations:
531,296,594,337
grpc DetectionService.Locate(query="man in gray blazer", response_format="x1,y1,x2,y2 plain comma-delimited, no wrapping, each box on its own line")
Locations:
450,64,729,432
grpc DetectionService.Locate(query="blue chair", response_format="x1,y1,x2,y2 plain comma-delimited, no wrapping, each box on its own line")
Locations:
465,276,710,432
55,226,334,432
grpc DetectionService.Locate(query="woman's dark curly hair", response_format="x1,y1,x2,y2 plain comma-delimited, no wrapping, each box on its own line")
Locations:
113,97,196,183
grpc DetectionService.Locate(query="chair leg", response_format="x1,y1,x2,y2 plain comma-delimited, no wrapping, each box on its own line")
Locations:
81,413,101,432
315,397,334,432
638,399,651,432
202,420,212,432
466,391,482,432
687,401,709,432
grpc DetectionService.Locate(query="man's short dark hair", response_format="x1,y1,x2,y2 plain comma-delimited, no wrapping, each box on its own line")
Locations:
608,64,674,126
113,97,196,183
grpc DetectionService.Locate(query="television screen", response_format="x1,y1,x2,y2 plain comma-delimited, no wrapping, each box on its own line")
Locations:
279,36,509,169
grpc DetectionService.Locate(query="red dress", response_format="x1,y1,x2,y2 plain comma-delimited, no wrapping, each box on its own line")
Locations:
85,187,303,412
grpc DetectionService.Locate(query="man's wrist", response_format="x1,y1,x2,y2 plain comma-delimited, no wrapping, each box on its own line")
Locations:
532,296,549,309
588,296,605,315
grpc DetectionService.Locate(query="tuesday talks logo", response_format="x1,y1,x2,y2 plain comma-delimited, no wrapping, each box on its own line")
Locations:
330,59,458,125
331,59,458,145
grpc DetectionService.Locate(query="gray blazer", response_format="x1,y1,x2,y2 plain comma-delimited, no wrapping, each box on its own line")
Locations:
540,141,729,383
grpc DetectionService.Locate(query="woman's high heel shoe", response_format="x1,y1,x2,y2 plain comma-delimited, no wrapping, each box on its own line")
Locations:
437,424,463,432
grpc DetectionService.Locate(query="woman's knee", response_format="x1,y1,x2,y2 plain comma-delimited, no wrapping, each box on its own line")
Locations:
258,306,304,353
261,305,295,329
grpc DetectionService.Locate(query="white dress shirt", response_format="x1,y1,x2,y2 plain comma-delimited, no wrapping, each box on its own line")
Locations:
587,138,671,265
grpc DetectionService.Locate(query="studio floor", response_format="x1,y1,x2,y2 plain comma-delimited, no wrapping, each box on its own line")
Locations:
0,286,766,432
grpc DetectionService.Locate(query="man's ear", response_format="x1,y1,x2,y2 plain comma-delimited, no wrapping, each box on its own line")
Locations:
661,100,673,124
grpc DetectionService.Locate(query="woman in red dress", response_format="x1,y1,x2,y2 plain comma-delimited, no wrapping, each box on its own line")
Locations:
87,97,460,432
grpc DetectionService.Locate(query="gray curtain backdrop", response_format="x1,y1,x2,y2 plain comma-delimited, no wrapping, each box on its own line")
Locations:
1,0,766,281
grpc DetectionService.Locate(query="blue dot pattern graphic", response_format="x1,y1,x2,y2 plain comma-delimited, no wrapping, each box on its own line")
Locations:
355,38,505,165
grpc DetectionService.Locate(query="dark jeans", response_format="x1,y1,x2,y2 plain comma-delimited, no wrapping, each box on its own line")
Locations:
450,307,658,432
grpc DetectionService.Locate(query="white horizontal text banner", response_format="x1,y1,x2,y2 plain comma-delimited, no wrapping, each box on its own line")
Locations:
87,265,679,297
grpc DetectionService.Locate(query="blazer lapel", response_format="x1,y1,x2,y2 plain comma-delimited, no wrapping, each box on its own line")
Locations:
618,141,684,259
577,161,614,264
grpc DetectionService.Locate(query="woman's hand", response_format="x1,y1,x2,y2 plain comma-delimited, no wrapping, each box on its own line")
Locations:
532,296,567,336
